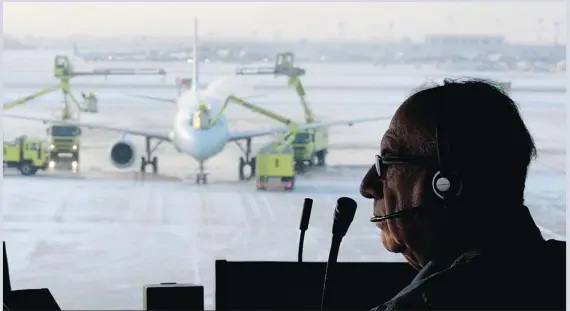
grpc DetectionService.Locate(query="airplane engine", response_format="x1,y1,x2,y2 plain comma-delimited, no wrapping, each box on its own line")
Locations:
109,139,137,169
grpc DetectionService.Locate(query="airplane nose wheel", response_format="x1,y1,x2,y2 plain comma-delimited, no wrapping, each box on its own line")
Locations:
237,138,256,181
196,161,208,184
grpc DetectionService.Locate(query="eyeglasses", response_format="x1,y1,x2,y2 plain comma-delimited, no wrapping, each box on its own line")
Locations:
374,154,433,178
371,154,434,223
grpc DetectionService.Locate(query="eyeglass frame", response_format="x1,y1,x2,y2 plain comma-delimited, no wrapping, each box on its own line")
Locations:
374,154,435,178
370,154,436,223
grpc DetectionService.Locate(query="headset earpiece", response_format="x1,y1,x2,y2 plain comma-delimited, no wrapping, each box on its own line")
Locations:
432,99,464,204
431,171,463,201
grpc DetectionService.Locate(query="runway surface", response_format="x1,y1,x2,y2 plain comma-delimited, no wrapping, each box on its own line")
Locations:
3,168,565,310
2,52,566,310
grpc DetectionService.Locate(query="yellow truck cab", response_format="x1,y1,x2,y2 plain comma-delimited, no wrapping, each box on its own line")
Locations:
47,124,81,169
291,129,328,170
255,142,295,191
3,136,48,175
292,131,315,170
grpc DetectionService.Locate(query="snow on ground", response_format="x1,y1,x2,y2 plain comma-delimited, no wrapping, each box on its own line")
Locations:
3,168,565,310
2,62,565,309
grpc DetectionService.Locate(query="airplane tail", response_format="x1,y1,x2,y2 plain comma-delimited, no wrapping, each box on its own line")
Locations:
72,43,80,56
191,18,200,97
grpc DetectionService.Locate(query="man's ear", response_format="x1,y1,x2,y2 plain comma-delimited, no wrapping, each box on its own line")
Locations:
422,169,441,203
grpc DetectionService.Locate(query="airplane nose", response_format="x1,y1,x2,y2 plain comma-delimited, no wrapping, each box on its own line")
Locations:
176,123,227,161
183,129,214,160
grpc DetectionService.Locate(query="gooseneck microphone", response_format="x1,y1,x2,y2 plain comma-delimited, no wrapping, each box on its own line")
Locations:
321,197,357,311
298,198,314,263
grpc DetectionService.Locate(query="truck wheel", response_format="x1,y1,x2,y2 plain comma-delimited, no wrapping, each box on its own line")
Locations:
19,162,35,176
311,153,319,167
317,150,326,166
296,162,305,173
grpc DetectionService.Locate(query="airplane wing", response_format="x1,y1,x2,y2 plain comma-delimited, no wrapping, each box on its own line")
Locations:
124,94,177,103
123,93,266,104
3,114,172,142
228,116,391,142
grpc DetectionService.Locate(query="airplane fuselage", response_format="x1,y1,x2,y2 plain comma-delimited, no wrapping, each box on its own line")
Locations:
170,90,230,162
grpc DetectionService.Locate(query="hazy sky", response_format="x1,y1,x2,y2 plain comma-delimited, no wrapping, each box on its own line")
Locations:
3,1,567,42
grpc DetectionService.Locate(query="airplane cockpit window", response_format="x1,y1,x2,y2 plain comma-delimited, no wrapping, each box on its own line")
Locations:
191,109,212,129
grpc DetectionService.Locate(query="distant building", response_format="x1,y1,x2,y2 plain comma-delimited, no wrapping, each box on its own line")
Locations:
504,43,566,61
3,36,35,50
425,34,505,52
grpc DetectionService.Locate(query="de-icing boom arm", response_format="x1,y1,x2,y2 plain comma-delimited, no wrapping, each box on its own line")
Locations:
210,95,298,138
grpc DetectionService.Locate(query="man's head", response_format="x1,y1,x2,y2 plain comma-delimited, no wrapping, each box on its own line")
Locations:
360,79,537,269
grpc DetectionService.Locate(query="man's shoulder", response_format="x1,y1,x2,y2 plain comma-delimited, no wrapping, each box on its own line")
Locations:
544,239,566,252
372,242,566,310
422,242,565,309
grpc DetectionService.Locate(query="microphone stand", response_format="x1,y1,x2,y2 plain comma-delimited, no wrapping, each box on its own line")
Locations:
298,229,306,263
321,235,342,311
320,196,357,311
298,198,313,263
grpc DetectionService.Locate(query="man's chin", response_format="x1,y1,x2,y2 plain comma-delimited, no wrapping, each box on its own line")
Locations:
381,232,406,253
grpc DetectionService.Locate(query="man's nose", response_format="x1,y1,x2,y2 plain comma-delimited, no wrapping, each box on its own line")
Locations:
360,164,383,199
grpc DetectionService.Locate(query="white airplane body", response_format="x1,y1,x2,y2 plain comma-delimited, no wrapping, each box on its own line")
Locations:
170,93,230,161
4,18,390,183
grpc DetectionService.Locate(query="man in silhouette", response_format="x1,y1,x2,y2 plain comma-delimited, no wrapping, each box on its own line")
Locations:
360,79,565,310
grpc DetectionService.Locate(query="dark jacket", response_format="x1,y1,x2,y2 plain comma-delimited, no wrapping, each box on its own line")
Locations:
373,207,566,310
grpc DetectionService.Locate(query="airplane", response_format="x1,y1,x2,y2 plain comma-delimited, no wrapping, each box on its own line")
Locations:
5,19,391,184
74,43,192,63
72,43,149,62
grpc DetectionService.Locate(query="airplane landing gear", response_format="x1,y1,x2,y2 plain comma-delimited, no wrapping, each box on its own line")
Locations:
236,138,256,181
140,137,162,174
196,161,208,184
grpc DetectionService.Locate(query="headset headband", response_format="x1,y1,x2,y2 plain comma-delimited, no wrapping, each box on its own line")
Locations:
433,93,461,205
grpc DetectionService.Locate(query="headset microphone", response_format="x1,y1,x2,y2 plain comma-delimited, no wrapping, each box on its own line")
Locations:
321,197,357,311
298,198,313,263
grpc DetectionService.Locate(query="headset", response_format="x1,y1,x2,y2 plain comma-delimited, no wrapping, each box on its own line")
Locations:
369,87,465,224
431,96,463,206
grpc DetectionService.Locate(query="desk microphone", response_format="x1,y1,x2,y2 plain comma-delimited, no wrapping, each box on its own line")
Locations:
321,197,357,311
298,198,314,263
